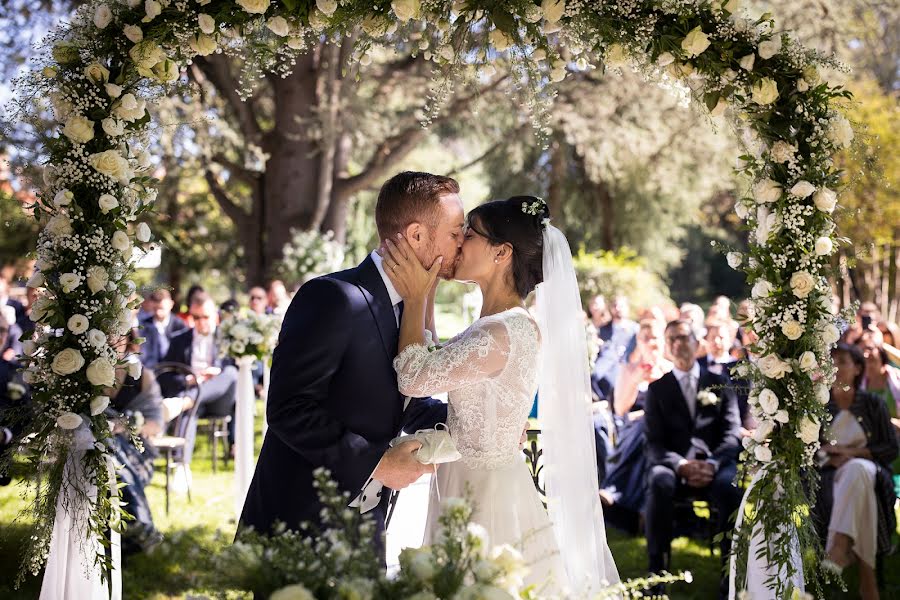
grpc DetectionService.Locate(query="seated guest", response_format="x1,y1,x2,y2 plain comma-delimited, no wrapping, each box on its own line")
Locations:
701,319,752,430
600,319,672,532
815,343,897,600
644,319,742,594
0,314,30,486
157,295,237,462
138,289,188,370
176,284,206,328
106,330,165,553
248,286,268,315
591,295,638,400
0,305,23,360
267,279,291,316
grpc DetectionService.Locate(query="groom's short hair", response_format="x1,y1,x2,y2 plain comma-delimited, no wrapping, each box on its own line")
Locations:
375,171,459,240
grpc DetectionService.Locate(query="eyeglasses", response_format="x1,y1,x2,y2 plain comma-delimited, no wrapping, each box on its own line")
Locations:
191,314,212,321
666,334,694,343
250,296,266,301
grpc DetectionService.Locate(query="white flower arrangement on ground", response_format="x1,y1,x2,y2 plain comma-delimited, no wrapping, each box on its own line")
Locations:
218,311,281,362
7,0,852,594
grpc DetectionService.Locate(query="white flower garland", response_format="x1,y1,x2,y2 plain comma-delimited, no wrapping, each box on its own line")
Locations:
7,0,850,595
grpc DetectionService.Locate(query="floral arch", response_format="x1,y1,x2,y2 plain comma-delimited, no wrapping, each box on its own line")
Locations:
10,0,854,596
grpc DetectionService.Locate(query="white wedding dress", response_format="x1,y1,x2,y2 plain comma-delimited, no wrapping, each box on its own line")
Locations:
394,307,568,597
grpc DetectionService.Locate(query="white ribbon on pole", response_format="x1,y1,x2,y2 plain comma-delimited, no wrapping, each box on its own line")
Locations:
728,467,804,599
234,355,256,521
40,424,121,600
261,361,270,440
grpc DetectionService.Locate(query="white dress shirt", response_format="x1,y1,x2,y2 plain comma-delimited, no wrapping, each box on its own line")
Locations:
672,361,700,419
370,250,403,326
190,330,216,371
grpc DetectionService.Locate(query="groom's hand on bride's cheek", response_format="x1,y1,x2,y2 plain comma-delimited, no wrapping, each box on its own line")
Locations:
374,440,432,489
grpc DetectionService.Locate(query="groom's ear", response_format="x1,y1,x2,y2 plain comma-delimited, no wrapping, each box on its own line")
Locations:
404,222,425,247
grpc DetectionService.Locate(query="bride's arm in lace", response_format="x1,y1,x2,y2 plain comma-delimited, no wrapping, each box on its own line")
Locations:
393,320,511,397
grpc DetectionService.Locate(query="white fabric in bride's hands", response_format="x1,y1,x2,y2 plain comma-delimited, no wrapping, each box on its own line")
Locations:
40,423,121,600
536,225,619,594
728,467,804,599
390,423,462,465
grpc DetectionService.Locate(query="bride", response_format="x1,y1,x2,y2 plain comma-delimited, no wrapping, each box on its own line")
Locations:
380,196,619,597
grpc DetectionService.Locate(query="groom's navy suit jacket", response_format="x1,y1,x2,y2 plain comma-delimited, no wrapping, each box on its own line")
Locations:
239,256,447,540
643,366,742,473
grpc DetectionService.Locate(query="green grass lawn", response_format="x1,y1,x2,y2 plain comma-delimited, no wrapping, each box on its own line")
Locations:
2,406,900,599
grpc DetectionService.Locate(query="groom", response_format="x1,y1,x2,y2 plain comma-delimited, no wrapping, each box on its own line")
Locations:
239,172,464,551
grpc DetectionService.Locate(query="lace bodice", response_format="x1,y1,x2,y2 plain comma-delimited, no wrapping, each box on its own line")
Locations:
394,308,540,469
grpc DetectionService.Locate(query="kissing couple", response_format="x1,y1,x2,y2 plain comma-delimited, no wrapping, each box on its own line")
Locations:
240,171,618,596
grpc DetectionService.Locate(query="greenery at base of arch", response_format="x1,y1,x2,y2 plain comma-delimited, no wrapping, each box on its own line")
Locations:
5,0,856,595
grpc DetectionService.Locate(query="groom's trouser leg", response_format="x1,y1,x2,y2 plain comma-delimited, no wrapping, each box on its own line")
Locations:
646,464,676,573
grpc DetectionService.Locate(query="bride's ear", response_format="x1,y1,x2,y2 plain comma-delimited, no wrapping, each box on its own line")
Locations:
494,242,513,264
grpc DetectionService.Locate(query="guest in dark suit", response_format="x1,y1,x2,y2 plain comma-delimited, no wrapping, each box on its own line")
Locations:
138,288,189,370
239,171,459,553
644,319,742,592
157,295,237,462
0,313,30,486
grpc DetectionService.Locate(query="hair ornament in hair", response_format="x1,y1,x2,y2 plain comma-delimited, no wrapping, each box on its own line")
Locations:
520,197,550,229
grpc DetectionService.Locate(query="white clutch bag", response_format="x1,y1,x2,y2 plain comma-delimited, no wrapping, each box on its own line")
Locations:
390,423,461,465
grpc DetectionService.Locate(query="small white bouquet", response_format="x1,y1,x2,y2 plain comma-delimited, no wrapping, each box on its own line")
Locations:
218,311,282,361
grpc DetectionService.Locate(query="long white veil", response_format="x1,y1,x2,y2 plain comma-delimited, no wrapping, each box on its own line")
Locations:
536,224,619,595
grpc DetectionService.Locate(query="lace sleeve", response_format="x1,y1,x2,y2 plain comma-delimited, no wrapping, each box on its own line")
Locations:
393,319,511,397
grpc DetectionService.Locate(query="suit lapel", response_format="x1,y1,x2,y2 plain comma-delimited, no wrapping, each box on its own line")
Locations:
355,256,399,361
663,371,694,428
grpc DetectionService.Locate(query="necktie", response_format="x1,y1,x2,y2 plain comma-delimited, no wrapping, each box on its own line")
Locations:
395,300,404,328
680,374,696,418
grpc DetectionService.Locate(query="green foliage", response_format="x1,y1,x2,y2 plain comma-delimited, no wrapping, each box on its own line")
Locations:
572,248,671,312
0,189,39,268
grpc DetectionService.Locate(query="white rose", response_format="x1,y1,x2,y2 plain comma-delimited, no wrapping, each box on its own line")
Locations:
136,222,151,242
90,395,110,416
237,0,271,14
758,354,792,379
143,0,161,22
60,272,82,293
815,384,830,405
738,53,755,71
827,115,854,148
27,271,44,288
105,83,123,98
797,78,809,92
98,194,119,214
751,77,779,105
655,52,675,67
270,584,315,600
797,415,820,445
681,26,711,58
87,265,109,294
710,97,727,117
22,340,37,357
114,93,146,122
757,36,782,60
758,388,779,415
189,34,217,56
86,357,116,387
769,141,795,163
49,91,73,122
151,59,180,83
755,205,778,246
89,150,132,183
774,409,789,424
813,187,837,213
94,4,112,29
799,351,818,373
87,329,107,349
265,16,290,37
723,0,741,13
819,322,840,346
490,29,512,52
307,9,328,30
754,444,772,462
752,178,781,203
606,43,628,67
752,419,775,442
46,213,73,238
101,117,125,137
123,24,143,43
84,62,110,84
790,271,816,299
22,368,38,384
53,189,73,208
751,279,773,298
52,348,85,376
56,412,84,430
814,236,833,256
789,180,816,198
399,547,436,581
111,230,131,254
42,66,58,78
734,202,749,219
127,358,142,379
781,320,804,340
63,114,95,144
129,40,165,74
802,65,820,85
726,252,743,269
67,314,89,335
231,341,247,356
541,0,565,23
198,14,215,34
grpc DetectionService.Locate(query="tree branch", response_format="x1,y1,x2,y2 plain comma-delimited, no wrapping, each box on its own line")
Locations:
446,122,528,177
204,169,250,226
193,55,263,143
210,153,259,185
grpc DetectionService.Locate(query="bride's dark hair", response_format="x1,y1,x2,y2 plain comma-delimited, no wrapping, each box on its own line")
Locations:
466,196,547,298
